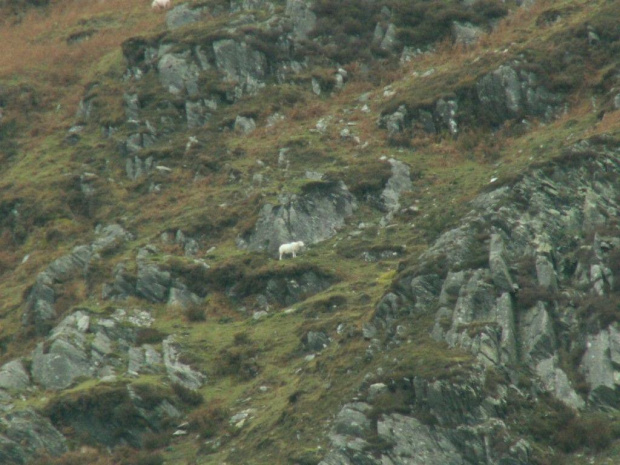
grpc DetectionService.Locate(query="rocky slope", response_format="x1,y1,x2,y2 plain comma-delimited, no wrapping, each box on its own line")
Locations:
0,0,619,464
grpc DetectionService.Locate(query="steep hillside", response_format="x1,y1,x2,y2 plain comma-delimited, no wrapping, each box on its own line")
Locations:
0,0,619,464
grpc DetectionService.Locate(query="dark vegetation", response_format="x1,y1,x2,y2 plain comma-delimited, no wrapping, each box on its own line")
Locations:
0,0,617,463
310,0,509,63
188,401,230,439
519,395,620,455
215,331,261,380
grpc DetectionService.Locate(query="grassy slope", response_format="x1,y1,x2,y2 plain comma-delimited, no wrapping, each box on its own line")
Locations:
0,0,618,464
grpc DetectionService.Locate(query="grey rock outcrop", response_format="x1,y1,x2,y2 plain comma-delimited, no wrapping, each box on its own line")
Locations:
213,39,267,97
31,311,93,390
488,234,516,293
23,225,132,334
476,63,563,125
304,330,329,352
166,4,206,30
0,360,30,392
102,247,201,305
376,23,397,51
285,0,316,40
581,325,620,408
136,261,172,303
320,375,530,465
0,410,67,464
163,336,206,390
380,105,408,135
375,141,620,414
381,158,413,218
257,270,333,306
452,21,484,46
377,414,464,464
234,115,256,134
239,180,357,254
435,98,459,136
158,52,200,96
128,344,163,376
186,99,215,128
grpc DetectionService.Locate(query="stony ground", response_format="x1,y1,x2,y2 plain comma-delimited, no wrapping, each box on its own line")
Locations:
0,1,619,464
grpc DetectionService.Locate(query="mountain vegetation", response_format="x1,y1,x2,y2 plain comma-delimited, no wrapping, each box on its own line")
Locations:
0,0,619,464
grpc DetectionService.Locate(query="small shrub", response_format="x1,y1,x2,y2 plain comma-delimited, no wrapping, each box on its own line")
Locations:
172,382,203,407
216,344,260,380
233,331,251,345
188,402,229,439
553,413,615,453
136,328,166,345
387,132,412,148
368,386,415,421
114,447,164,465
515,278,557,310
576,294,620,328
184,304,206,322
37,448,103,465
526,396,575,444
142,431,171,451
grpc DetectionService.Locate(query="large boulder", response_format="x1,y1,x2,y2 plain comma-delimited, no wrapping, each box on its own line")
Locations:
476,63,563,126
0,360,30,392
213,39,268,97
238,180,357,254
31,335,92,391
166,3,206,30
581,326,620,408
377,414,464,464
136,262,171,303
285,0,316,40
23,225,132,334
157,52,200,96
381,158,412,215
162,336,206,390
363,139,620,421
0,410,66,464
452,21,484,46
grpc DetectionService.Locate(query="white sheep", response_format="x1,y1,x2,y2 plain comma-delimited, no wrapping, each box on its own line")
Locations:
152,0,171,10
279,241,305,260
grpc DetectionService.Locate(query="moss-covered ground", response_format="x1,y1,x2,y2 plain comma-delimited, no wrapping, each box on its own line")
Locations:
0,0,619,463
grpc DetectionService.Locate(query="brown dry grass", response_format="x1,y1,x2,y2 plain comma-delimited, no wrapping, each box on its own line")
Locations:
0,0,163,132
0,0,157,75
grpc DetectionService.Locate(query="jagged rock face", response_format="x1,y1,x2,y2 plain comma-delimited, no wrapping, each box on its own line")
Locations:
285,0,317,40
320,142,619,464
381,158,413,215
320,375,530,465
383,142,620,409
0,360,30,392
101,246,202,306
15,305,204,392
380,61,563,137
0,304,203,454
476,63,563,125
165,3,207,30
45,383,182,448
582,326,620,408
23,225,133,335
213,39,268,96
452,21,484,46
259,270,334,306
162,336,206,390
238,180,357,254
158,52,201,96
0,410,67,465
